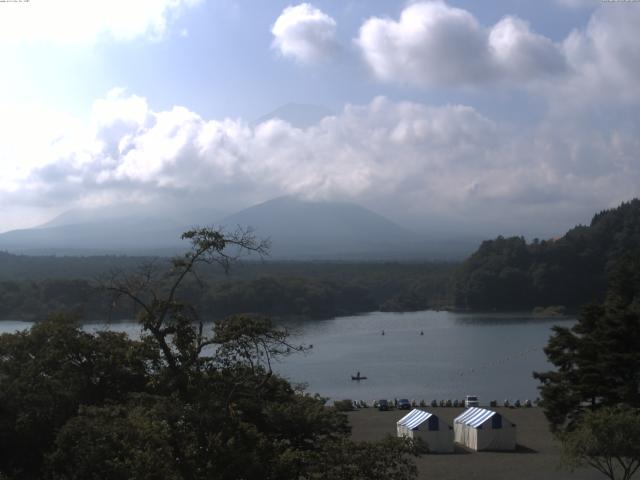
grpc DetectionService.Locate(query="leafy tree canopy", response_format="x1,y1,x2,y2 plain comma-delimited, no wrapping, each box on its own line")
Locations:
455,199,640,310
534,253,640,432
561,405,640,480
0,227,419,480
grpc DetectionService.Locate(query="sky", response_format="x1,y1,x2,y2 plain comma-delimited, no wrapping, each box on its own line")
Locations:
0,0,638,238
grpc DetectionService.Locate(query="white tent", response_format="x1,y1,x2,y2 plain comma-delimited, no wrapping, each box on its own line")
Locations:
396,409,454,453
453,407,516,451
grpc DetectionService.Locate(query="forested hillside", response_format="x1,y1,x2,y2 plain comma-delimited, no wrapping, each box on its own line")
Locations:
453,199,640,310
5,199,639,319
0,258,454,321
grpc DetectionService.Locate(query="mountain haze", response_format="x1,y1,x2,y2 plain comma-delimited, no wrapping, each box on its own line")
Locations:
252,103,334,129
0,196,476,259
219,196,420,259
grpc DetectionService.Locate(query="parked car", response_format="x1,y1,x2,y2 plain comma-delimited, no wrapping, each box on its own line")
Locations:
397,398,411,410
377,399,390,411
464,395,479,408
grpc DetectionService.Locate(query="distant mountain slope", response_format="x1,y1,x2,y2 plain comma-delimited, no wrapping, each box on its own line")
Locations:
0,217,187,255
0,203,225,255
219,196,422,259
0,196,477,259
453,199,640,310
253,103,333,129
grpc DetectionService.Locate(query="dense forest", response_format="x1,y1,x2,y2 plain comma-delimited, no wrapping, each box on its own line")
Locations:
453,199,640,311
0,256,454,321
3,199,640,320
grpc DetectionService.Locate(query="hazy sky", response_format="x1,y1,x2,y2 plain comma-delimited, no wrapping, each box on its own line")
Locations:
1,0,638,237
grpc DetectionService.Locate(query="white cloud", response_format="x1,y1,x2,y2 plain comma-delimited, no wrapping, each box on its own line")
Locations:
356,1,567,88
489,16,567,81
271,3,337,63
1,91,638,236
560,5,640,105
355,1,640,108
0,0,201,44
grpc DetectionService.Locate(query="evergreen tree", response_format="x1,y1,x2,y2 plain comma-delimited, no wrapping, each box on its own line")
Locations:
534,254,640,432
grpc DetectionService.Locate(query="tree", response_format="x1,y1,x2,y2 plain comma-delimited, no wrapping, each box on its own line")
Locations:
533,254,640,432
46,397,187,480
0,315,155,478
0,227,421,479
561,406,640,480
104,226,271,394
27,226,420,480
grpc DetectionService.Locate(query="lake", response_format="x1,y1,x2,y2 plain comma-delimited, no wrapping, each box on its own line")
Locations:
0,310,572,404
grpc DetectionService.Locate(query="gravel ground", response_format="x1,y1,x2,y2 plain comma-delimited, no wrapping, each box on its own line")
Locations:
348,407,603,480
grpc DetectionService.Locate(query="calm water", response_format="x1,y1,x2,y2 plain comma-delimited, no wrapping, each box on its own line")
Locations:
0,311,572,404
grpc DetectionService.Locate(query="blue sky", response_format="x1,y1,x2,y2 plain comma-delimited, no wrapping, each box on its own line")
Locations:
0,0,638,237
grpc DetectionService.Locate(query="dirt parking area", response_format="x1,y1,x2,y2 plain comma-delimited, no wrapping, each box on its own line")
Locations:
348,407,603,480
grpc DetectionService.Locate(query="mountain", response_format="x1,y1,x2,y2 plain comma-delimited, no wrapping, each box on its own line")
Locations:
0,196,477,259
0,204,224,255
37,204,223,230
0,217,186,255
253,103,334,129
453,199,640,311
218,196,469,260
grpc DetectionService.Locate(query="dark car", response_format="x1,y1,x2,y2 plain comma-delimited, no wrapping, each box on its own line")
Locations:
377,399,389,411
397,398,411,410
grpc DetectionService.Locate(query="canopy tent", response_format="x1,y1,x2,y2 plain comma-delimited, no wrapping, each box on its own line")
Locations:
396,409,454,453
454,407,516,451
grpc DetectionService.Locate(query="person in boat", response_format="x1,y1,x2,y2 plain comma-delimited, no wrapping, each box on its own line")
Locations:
381,330,385,335
420,330,424,335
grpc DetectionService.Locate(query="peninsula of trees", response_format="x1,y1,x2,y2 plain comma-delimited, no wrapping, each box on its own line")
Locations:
453,199,640,311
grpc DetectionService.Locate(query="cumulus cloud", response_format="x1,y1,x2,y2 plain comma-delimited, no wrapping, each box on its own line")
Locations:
356,1,567,88
355,1,640,107
560,5,640,105
489,16,567,81
271,3,337,63
0,0,201,44
1,90,638,236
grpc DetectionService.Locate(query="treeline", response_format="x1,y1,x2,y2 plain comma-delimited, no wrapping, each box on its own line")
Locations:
453,199,640,310
0,262,455,321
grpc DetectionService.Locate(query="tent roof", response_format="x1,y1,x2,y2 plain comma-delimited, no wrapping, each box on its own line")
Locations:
397,409,434,430
454,407,497,428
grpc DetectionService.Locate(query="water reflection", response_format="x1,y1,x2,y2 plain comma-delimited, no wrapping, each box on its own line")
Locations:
452,312,575,326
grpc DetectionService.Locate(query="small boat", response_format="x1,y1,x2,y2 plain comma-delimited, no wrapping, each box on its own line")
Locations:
351,371,367,381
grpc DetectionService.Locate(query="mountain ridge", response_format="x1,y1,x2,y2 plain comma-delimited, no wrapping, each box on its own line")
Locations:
0,196,475,259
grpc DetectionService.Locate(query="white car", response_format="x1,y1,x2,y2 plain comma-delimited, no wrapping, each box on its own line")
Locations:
464,395,479,408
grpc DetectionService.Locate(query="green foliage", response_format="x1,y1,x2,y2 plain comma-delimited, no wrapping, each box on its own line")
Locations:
0,315,156,477
455,199,640,310
332,400,354,412
561,406,640,480
534,254,640,432
0,227,420,480
0,261,455,321
46,398,187,480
